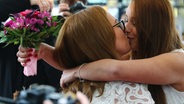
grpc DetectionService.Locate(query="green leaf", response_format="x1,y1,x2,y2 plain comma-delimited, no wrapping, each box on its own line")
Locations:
20,36,23,46
23,28,26,36
0,37,7,43
0,31,5,37
14,41,19,45
11,29,21,36
0,14,65,49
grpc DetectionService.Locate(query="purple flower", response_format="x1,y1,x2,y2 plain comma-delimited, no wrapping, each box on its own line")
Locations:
16,18,25,29
36,19,44,25
30,25,40,32
46,21,51,27
52,22,57,26
30,18,37,25
4,20,14,27
0,9,65,49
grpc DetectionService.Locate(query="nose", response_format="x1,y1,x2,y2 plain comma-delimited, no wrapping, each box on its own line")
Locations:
124,23,130,36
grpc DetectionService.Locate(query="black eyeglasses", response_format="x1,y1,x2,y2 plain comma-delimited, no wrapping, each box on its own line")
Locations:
112,19,126,32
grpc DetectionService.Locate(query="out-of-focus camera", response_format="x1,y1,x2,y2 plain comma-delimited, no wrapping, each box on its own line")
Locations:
16,84,78,104
69,1,86,14
0,84,78,104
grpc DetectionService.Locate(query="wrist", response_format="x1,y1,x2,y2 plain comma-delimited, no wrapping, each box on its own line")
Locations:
78,63,86,82
38,43,46,59
73,68,78,79
37,43,44,59
73,64,86,82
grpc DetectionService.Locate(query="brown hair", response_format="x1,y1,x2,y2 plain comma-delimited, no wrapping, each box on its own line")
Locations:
54,6,118,101
131,0,183,103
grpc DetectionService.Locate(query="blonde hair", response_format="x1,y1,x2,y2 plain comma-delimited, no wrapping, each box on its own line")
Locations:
54,6,118,101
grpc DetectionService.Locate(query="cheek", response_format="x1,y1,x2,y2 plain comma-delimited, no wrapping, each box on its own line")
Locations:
129,29,138,50
129,39,138,51
115,33,131,55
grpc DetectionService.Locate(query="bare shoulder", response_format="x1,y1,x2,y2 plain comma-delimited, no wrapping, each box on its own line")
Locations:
113,50,184,89
152,51,184,68
152,51,184,90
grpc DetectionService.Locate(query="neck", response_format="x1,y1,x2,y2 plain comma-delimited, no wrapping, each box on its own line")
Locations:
120,51,131,60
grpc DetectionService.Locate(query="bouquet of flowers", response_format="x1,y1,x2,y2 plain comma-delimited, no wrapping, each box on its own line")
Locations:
0,9,65,76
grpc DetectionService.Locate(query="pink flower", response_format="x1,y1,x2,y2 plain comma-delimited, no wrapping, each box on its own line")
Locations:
0,9,65,48
20,10,32,16
0,9,65,77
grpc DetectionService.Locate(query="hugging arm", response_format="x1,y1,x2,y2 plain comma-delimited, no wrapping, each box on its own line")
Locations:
61,52,184,90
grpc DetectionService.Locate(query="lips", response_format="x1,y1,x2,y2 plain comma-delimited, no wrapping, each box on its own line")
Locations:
127,36,134,40
127,36,133,44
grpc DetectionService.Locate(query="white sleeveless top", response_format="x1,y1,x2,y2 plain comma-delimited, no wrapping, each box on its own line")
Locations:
162,49,184,104
91,81,155,104
163,85,184,104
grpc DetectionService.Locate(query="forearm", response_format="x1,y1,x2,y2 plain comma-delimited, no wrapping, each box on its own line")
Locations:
72,53,183,85
73,59,120,81
40,43,63,70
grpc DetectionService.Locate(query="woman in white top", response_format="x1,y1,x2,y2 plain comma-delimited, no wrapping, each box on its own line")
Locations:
60,0,184,104
17,6,154,104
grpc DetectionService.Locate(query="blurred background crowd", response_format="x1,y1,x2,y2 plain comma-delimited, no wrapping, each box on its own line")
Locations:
52,0,184,43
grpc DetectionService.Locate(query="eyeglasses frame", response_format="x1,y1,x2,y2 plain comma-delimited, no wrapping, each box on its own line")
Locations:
112,19,126,32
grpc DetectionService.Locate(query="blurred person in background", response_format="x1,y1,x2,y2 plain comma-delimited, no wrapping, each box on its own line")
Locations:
0,0,59,98
59,0,87,17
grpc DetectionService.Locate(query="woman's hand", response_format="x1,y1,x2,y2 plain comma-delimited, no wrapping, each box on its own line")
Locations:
76,91,90,104
16,46,39,66
30,0,54,12
59,3,72,17
16,43,47,66
60,68,78,88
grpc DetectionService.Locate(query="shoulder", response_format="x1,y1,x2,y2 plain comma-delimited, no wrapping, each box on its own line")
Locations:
163,85,184,103
153,49,184,90
151,49,184,67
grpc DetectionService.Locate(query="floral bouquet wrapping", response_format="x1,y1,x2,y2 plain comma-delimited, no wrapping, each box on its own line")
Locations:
0,10,65,76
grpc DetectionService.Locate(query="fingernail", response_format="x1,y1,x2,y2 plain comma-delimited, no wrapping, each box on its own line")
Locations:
28,49,33,52
26,59,31,62
34,54,38,58
28,54,32,57
22,63,27,66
